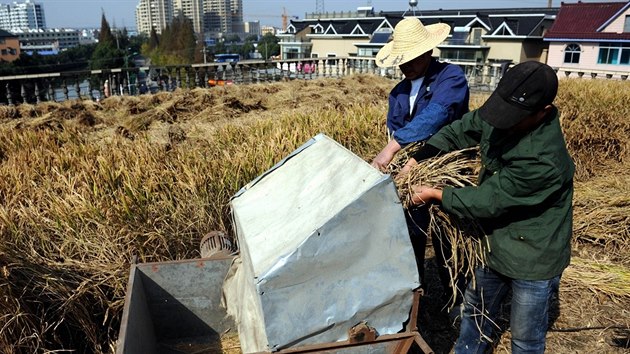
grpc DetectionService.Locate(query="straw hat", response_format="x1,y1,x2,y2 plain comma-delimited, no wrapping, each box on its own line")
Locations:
375,18,451,68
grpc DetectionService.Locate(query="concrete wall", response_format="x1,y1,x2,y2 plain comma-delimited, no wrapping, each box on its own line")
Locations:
485,40,524,63
547,41,630,73
602,6,630,33
310,37,369,58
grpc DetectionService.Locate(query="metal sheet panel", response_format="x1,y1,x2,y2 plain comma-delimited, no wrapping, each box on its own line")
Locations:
225,134,420,353
117,258,236,353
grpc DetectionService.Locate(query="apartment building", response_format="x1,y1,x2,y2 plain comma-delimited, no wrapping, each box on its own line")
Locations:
0,0,46,31
230,0,243,34
204,0,231,35
14,28,80,54
135,0,243,36
173,0,204,34
136,0,174,35
244,20,261,36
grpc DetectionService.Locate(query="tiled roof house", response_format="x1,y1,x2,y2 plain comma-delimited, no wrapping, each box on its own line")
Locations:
279,7,558,67
545,1,630,78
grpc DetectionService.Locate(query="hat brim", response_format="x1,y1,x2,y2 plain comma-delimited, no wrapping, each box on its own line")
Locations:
375,23,450,68
478,91,535,130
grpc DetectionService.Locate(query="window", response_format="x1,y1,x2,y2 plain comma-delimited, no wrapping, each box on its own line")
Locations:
286,48,299,59
326,53,337,66
564,44,581,64
624,15,630,33
471,28,482,45
597,42,630,65
313,24,324,34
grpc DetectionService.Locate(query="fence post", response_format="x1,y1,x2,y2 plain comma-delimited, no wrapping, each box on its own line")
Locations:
35,81,41,104
20,83,26,103
75,78,81,99
6,83,13,105
62,80,69,100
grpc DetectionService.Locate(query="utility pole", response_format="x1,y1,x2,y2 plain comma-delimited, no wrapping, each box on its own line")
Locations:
547,0,552,8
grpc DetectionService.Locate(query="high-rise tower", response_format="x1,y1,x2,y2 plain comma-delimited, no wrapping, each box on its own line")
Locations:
0,0,46,31
173,0,204,33
135,0,174,35
204,0,231,34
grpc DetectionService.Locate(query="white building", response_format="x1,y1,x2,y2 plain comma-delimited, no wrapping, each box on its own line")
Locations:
244,20,260,36
173,0,203,34
135,0,243,36
230,0,243,34
135,0,173,35
14,28,80,54
204,0,231,35
0,0,46,31
261,25,277,36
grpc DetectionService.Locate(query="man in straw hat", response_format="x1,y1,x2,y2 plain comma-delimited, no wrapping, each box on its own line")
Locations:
402,61,574,353
371,17,470,315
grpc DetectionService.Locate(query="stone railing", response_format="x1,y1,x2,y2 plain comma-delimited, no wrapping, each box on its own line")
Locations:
0,57,534,105
0,57,385,105
553,67,629,81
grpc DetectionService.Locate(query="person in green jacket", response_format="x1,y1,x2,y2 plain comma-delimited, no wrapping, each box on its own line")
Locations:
401,61,574,353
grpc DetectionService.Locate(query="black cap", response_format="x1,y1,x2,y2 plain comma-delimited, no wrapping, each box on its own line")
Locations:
479,61,558,129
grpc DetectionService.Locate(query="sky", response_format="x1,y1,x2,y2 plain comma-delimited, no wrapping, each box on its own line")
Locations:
33,0,617,29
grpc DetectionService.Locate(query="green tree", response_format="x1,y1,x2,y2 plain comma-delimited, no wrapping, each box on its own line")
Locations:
240,41,255,59
90,12,124,69
257,33,280,60
150,14,196,65
97,13,114,46
225,34,241,43
148,27,159,50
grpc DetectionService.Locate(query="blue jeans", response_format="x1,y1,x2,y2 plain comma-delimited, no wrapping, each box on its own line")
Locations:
454,267,560,354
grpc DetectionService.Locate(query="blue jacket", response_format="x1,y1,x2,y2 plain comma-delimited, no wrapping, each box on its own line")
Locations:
387,59,470,145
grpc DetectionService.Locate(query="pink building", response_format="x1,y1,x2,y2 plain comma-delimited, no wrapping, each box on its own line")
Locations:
545,1,630,79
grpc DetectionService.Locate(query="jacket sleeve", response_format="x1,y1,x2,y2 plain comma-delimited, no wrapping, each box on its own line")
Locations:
442,154,566,220
393,65,469,145
422,110,483,153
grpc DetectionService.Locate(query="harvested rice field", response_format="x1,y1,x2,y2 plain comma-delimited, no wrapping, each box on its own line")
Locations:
0,75,628,353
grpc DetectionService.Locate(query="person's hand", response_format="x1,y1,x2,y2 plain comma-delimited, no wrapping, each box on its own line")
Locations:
399,158,418,176
410,185,443,205
371,140,402,171
371,149,395,171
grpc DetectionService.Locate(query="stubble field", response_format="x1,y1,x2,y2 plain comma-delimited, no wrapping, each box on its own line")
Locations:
0,74,628,353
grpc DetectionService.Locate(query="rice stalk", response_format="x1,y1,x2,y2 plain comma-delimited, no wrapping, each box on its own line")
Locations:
393,148,484,306
572,174,630,249
562,257,630,301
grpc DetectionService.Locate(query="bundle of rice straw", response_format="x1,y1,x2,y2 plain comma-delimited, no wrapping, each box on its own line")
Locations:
391,146,485,305
562,257,630,301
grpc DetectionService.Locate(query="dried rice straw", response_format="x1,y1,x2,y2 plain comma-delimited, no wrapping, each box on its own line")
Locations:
393,147,486,306
562,257,630,301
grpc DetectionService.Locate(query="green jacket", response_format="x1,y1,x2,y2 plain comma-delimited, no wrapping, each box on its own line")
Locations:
427,108,574,280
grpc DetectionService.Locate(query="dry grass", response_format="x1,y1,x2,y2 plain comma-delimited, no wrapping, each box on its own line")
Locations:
393,148,485,306
0,75,628,353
